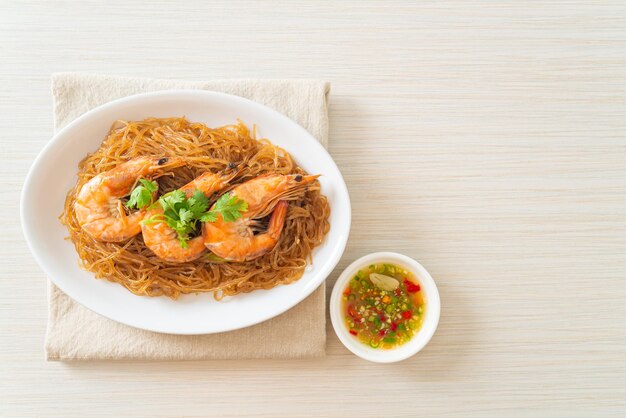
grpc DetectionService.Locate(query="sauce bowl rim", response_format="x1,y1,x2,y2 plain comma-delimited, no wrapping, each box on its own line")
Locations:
330,251,440,363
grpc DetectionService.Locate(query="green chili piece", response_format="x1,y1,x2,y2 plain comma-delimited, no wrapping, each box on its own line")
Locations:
369,338,380,348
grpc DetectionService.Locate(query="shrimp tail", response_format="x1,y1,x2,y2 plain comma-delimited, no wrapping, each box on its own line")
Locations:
240,200,289,261
221,201,289,262
267,200,289,239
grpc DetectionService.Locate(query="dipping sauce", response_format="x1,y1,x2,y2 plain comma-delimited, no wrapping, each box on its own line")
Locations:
341,263,425,349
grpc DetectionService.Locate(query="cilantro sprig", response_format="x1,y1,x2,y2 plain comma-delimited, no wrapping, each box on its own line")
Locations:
201,193,249,223
126,179,158,210
144,189,209,248
140,189,248,248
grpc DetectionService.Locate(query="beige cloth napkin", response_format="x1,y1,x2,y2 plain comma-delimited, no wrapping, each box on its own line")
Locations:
45,73,330,360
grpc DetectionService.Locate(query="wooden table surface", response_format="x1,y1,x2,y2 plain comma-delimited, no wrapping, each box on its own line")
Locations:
2,1,626,416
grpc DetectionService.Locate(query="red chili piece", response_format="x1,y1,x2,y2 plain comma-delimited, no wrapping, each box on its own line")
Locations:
390,322,398,331
404,279,420,293
349,330,357,336
402,310,412,319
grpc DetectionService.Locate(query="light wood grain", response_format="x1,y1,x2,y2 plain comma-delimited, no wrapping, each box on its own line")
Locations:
2,0,626,416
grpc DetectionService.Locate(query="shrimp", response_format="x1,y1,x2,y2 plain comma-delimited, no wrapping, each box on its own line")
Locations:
141,164,242,263
74,156,184,242
203,173,319,262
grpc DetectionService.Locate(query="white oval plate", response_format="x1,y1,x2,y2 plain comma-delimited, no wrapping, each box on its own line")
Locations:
21,90,351,335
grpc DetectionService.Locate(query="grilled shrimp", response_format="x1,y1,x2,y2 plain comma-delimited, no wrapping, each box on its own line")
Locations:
74,157,184,242
141,164,242,263
203,173,319,262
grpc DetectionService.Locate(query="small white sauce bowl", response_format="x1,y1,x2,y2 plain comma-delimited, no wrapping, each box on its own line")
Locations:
330,252,441,363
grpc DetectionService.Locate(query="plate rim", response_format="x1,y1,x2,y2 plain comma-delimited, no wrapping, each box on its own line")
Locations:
21,89,351,334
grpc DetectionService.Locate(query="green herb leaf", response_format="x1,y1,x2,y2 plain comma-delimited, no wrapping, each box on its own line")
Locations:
187,190,210,218
150,189,200,247
203,253,228,263
146,189,248,248
126,179,158,209
199,211,218,223
178,208,194,224
206,193,248,223
159,189,186,213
